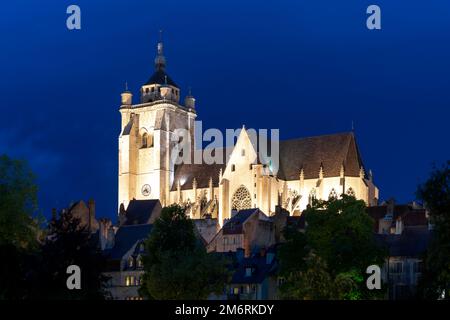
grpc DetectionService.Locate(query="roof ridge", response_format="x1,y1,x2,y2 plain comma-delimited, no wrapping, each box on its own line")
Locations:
280,131,354,143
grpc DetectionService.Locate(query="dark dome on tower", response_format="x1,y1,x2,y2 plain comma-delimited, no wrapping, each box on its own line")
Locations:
145,69,178,87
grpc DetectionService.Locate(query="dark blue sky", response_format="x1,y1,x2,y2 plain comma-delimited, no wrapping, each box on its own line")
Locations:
1,0,449,222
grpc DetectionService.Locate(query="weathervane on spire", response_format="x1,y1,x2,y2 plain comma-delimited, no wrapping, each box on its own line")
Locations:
155,29,166,71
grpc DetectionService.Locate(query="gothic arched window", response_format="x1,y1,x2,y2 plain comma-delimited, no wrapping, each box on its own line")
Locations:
346,187,355,197
231,185,252,211
142,133,148,148
329,188,338,200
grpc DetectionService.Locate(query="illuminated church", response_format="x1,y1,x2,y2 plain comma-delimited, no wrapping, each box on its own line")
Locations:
117,38,379,226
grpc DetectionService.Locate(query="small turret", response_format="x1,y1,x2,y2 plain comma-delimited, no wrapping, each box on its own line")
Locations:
184,87,196,109
359,166,365,179
319,163,324,180
121,82,132,105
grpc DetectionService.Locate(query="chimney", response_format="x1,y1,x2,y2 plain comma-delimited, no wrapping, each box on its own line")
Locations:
99,218,115,250
119,203,127,226
88,199,96,231
395,217,403,235
387,198,395,216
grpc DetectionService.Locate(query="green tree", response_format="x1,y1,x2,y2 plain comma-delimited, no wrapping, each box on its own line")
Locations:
30,210,109,299
140,204,229,299
417,161,450,299
278,195,386,300
0,154,40,248
0,155,41,299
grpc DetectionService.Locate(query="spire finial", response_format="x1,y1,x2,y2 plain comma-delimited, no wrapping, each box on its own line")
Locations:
125,81,128,91
351,120,354,132
155,30,166,71
188,86,192,96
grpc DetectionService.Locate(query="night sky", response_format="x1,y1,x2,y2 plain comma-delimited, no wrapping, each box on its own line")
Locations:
1,0,449,222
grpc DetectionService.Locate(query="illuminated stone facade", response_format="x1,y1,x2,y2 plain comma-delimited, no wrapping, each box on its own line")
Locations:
118,39,379,226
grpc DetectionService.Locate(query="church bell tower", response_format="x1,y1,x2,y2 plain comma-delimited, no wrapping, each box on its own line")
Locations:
118,33,197,213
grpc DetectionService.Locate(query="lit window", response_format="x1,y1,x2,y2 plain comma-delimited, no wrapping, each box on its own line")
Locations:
245,267,253,277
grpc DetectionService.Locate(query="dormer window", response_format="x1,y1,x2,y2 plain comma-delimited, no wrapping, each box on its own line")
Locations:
241,149,245,156
137,255,143,268
128,256,134,268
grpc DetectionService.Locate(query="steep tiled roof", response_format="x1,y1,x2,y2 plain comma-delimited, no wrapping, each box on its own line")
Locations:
278,132,364,180
231,249,277,284
171,132,366,190
145,69,178,87
223,209,259,235
367,204,428,232
172,163,226,191
375,226,431,257
108,224,153,260
124,199,161,225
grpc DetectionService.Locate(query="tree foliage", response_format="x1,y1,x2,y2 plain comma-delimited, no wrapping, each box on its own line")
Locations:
31,210,109,299
278,195,386,300
0,154,40,248
140,204,229,299
0,155,41,299
416,161,450,299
